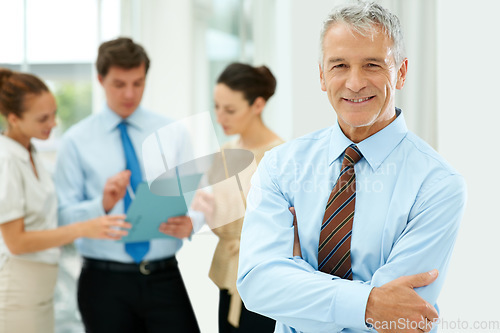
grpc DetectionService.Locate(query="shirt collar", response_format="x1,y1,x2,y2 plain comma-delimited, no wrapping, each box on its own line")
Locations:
100,104,145,132
329,108,408,171
0,133,34,163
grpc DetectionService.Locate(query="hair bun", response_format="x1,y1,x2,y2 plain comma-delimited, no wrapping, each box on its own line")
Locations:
256,65,272,78
216,62,277,104
256,65,277,97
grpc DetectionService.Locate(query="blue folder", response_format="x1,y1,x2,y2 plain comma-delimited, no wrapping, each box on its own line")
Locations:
119,173,202,243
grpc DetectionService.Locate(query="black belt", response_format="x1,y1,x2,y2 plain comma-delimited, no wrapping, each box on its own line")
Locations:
82,256,177,275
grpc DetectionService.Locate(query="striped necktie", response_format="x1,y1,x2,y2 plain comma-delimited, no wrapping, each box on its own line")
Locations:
118,121,150,263
318,144,362,280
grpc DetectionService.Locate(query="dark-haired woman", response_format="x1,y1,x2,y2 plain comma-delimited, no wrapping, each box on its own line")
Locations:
195,63,283,332
0,68,130,333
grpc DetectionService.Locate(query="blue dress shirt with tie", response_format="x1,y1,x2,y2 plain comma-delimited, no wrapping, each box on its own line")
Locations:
237,110,467,333
55,105,196,263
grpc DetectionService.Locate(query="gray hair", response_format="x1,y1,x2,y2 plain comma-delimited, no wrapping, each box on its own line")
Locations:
319,1,406,67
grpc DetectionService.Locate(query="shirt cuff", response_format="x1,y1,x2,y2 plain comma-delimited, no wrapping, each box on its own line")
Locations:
61,196,106,225
333,280,373,330
94,196,106,216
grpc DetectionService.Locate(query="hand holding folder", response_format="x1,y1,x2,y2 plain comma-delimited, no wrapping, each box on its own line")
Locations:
119,173,202,243
118,182,187,242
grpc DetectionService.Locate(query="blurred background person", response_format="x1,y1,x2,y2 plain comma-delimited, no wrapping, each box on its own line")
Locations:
196,62,283,333
54,37,201,333
0,68,129,333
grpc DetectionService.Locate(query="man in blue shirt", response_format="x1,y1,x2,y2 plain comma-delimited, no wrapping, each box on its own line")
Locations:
55,38,200,332
237,2,466,333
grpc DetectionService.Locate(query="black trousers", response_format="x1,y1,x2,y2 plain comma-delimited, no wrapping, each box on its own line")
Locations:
218,289,275,333
77,257,200,333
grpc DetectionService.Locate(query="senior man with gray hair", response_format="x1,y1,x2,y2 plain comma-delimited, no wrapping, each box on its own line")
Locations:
237,1,466,332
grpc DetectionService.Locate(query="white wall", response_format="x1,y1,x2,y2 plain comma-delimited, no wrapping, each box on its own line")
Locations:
436,0,500,328
127,0,196,121
263,0,338,140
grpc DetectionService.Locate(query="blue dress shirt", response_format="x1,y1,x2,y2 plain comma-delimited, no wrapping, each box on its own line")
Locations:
54,105,194,263
237,111,467,333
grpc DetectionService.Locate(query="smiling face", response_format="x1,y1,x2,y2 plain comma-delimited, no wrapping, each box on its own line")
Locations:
7,91,57,144
320,22,407,142
98,63,146,119
214,83,263,136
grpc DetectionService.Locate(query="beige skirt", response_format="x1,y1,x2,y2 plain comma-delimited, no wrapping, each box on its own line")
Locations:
0,257,58,333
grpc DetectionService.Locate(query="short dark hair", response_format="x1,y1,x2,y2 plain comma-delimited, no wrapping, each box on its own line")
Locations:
96,37,150,77
216,63,277,105
0,68,49,118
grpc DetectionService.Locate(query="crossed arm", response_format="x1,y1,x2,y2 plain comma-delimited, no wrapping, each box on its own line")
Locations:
290,207,439,332
237,158,466,333
291,207,439,332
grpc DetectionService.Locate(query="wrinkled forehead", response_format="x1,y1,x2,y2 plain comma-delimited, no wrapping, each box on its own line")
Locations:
322,22,396,63
327,21,392,45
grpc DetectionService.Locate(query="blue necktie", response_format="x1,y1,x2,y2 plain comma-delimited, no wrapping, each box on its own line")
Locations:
118,122,150,263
